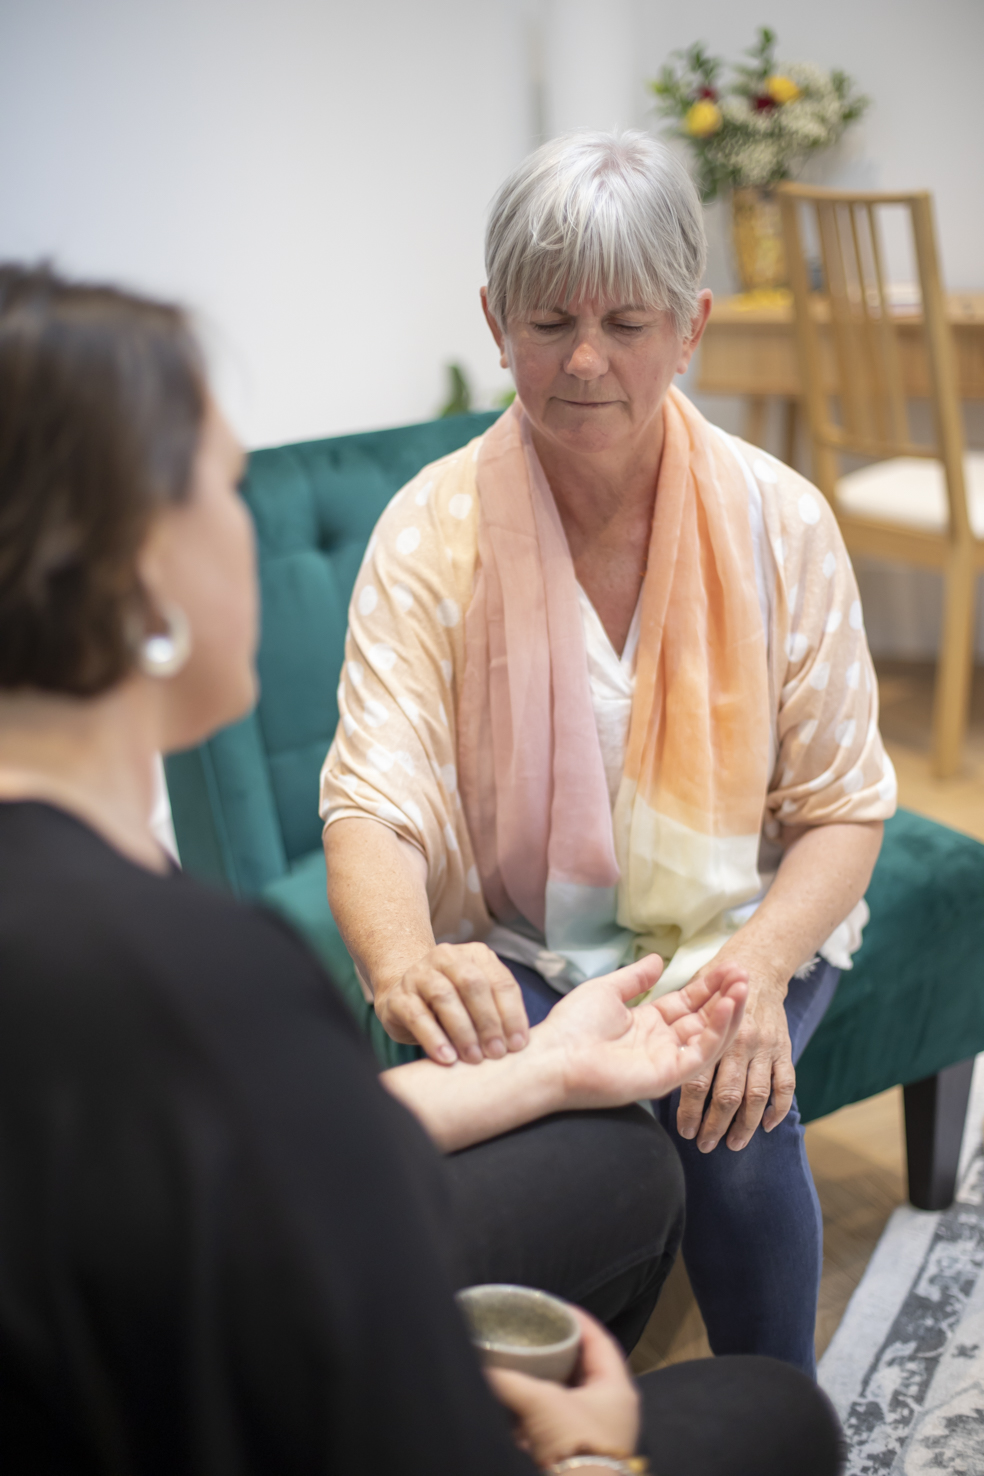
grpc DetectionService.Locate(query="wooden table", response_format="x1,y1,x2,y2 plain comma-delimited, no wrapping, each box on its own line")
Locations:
696,292,984,461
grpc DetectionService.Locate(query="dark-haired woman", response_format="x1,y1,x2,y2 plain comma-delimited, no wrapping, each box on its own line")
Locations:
0,264,843,1475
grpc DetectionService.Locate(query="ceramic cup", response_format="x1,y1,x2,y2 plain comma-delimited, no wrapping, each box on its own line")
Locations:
456,1283,582,1383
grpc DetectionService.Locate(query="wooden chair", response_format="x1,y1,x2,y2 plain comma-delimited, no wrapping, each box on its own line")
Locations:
777,183,984,778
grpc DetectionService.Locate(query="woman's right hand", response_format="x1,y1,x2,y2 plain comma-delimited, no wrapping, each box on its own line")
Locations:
373,942,531,1066
486,1308,640,1470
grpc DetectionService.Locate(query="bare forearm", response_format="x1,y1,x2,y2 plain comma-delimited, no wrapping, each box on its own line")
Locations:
383,1031,568,1152
717,820,883,988
324,817,434,995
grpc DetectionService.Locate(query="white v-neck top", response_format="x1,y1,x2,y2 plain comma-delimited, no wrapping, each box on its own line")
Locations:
576,582,643,808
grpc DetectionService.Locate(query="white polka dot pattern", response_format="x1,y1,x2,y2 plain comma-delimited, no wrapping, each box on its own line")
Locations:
363,698,388,729
320,434,491,947
369,643,397,671
763,436,893,839
368,745,393,772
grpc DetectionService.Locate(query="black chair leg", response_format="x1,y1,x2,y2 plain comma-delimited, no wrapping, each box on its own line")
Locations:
903,1057,976,1210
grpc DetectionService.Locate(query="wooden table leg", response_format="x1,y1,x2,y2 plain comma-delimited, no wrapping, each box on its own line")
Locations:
745,396,768,450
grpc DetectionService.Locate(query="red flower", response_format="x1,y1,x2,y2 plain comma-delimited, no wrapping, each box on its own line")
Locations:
697,86,718,101
753,94,777,111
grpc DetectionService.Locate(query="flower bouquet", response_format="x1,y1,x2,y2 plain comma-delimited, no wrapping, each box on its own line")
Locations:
650,28,868,291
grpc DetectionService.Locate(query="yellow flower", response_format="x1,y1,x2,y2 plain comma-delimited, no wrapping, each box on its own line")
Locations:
765,74,801,105
685,99,723,138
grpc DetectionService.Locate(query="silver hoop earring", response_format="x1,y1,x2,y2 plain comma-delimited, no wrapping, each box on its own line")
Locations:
139,602,191,679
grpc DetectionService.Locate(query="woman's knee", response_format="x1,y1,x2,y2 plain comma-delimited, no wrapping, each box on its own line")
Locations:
445,1104,685,1291
637,1355,844,1476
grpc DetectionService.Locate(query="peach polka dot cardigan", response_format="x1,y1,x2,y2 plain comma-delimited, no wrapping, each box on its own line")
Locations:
320,390,896,998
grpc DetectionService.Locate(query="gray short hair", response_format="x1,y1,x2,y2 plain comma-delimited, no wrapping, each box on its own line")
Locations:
485,131,706,337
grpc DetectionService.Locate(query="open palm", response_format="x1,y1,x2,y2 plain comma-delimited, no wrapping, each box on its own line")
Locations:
536,954,749,1110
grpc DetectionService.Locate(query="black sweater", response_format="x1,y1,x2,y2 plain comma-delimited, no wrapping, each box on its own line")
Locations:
0,801,532,1475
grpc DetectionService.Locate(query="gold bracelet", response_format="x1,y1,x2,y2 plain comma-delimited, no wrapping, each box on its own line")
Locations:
548,1458,650,1474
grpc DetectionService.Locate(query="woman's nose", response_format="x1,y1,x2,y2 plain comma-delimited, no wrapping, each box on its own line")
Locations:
565,336,607,379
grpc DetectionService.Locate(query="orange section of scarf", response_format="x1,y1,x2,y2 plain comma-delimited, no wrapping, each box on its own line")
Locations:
625,388,770,837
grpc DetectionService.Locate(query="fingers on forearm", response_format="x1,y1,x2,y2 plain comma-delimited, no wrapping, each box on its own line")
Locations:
379,945,530,1065
441,948,529,1056
490,974,530,1051
421,973,487,1062
379,990,458,1063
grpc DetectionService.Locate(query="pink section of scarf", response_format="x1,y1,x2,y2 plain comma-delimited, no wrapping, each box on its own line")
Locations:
457,389,769,935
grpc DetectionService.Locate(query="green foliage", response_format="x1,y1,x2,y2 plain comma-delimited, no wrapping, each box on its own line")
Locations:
438,362,472,418
732,26,778,95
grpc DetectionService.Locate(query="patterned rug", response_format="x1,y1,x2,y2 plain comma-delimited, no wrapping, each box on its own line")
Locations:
819,1061,984,1475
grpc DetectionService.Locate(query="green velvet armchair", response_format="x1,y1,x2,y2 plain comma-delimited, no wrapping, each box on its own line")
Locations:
165,411,984,1210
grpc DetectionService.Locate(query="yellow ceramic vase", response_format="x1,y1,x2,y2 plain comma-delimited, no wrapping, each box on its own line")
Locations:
730,187,788,293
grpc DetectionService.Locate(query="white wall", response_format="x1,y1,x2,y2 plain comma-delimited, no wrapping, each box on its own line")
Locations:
1,0,980,452
0,0,535,446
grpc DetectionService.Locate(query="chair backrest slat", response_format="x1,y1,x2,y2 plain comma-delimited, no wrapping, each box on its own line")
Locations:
778,182,969,545
864,203,910,445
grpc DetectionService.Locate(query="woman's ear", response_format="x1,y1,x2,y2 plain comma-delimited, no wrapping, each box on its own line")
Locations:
675,289,713,375
480,287,509,370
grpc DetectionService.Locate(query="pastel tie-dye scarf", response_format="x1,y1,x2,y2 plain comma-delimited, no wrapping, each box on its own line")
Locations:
458,389,771,991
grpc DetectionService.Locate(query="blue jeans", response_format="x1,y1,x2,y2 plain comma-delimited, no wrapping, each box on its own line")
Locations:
503,956,840,1377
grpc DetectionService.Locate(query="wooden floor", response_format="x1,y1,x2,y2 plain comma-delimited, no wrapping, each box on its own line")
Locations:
631,659,984,1375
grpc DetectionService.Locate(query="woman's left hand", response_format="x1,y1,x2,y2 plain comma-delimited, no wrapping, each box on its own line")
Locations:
675,966,794,1152
537,955,749,1110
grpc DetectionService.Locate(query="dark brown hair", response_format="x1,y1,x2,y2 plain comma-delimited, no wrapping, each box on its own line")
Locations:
0,263,206,695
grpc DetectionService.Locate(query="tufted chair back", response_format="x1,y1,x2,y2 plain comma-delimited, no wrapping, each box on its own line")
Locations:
165,412,499,900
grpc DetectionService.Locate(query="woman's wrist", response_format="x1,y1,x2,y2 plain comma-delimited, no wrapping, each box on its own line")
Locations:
383,1026,570,1152
710,933,791,999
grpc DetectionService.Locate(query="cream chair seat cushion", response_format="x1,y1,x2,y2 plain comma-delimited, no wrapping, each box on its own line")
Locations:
837,452,984,538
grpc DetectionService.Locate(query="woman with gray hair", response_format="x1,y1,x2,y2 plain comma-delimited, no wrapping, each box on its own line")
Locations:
322,131,896,1375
